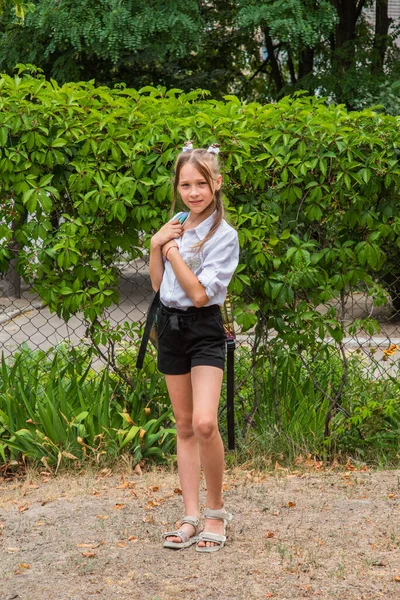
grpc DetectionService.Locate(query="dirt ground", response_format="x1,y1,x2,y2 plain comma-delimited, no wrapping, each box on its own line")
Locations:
0,466,399,600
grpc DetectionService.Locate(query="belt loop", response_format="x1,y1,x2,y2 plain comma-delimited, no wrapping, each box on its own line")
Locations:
170,314,180,331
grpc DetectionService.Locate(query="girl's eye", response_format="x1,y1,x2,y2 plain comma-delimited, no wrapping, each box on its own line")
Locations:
180,184,189,188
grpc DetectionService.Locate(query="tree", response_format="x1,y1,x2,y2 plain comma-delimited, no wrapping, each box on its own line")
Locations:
372,0,392,74
236,0,337,98
0,1,399,109
0,1,256,98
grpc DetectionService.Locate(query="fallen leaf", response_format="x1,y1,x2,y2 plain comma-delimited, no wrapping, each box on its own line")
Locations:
7,547,20,553
19,563,30,570
82,552,96,558
92,489,100,496
116,541,126,548
147,499,161,508
265,531,275,538
150,485,159,492
77,542,104,549
128,536,138,542
113,504,126,510
388,493,397,499
116,481,136,489
18,504,29,513
96,515,109,520
288,501,296,508
34,522,46,527
394,575,400,582
174,488,182,495
116,482,129,489
345,459,357,471
134,464,142,476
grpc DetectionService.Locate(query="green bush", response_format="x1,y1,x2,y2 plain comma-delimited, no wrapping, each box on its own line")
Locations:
0,70,399,331
2,69,400,460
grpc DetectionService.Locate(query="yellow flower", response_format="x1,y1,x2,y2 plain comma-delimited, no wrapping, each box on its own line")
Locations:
383,344,399,357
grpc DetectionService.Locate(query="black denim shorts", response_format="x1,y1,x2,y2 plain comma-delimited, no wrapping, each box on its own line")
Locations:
157,303,226,375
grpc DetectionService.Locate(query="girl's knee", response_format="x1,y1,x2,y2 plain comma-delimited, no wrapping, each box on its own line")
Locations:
175,418,195,440
193,418,218,440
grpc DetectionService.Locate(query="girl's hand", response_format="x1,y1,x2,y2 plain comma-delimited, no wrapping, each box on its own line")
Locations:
161,239,179,258
151,219,183,249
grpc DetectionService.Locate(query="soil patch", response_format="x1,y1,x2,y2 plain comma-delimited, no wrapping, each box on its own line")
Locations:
0,468,399,600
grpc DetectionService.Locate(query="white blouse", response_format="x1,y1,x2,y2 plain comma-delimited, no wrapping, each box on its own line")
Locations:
160,212,239,310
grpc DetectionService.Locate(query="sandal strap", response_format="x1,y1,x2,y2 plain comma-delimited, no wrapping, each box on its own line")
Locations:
198,531,226,544
162,528,190,542
162,516,199,541
181,516,200,530
203,507,232,522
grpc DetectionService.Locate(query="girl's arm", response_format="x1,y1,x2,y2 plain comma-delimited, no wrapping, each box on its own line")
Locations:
149,220,183,292
162,240,209,307
149,242,164,292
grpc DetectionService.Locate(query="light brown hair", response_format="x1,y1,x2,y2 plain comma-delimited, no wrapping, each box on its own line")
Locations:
171,148,224,251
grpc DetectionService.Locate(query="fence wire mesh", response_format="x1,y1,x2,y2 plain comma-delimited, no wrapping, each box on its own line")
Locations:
1,251,400,452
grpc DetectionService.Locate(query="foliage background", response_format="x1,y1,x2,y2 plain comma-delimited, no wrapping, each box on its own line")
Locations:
1,73,400,465
0,1,399,111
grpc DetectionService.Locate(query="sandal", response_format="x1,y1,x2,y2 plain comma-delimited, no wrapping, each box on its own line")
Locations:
196,507,233,553
162,516,200,549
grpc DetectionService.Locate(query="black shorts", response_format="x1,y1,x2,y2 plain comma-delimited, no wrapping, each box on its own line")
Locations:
157,303,226,375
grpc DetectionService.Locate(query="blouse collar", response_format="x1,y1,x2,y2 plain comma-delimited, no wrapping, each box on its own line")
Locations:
190,211,216,241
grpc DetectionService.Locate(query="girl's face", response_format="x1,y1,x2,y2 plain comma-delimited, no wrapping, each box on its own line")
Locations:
178,163,221,215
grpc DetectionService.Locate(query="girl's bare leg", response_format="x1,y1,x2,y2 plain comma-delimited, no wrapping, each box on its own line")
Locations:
164,373,201,543
191,365,225,548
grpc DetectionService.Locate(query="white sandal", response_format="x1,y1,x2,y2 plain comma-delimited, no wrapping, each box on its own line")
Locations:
162,516,200,549
196,507,233,553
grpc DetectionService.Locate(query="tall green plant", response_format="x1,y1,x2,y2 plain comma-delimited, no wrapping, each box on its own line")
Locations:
0,347,175,466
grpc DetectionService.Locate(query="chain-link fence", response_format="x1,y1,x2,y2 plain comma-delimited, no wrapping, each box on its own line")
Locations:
3,256,400,358
2,254,400,454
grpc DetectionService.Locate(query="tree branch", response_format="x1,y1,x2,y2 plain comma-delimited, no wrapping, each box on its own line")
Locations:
263,26,284,93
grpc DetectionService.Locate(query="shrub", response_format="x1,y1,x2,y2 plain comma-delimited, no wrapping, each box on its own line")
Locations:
1,69,400,459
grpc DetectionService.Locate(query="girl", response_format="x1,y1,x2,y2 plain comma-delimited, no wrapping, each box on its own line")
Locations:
149,142,239,553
